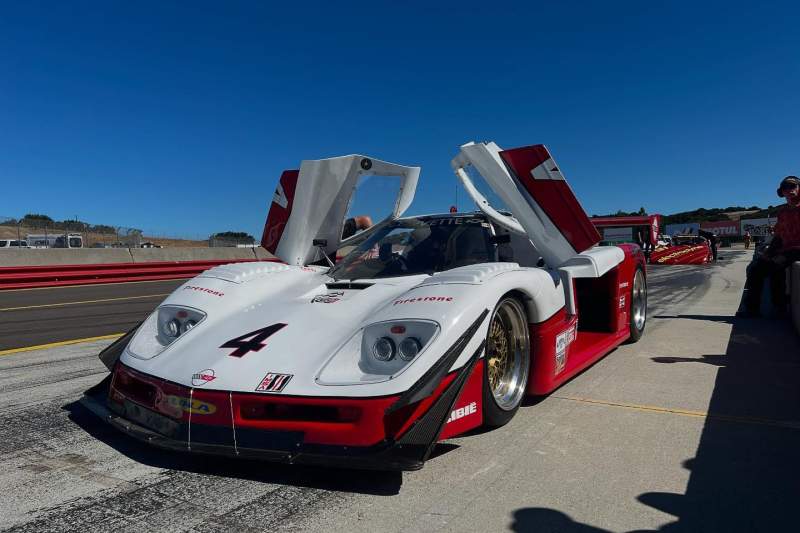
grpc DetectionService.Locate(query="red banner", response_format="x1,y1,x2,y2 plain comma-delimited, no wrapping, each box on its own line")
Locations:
699,221,739,236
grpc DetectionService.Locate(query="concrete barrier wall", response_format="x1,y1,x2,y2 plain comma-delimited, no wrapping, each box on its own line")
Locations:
793,262,800,335
0,248,134,267
129,247,260,263
0,247,275,267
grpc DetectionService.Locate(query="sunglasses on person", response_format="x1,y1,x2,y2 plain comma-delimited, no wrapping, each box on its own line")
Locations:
781,182,799,192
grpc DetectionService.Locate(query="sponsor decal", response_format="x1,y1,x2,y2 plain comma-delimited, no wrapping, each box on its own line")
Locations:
273,182,289,209
166,395,217,415
311,291,344,304
191,369,216,386
619,281,629,289
446,401,477,423
393,296,453,306
619,295,626,309
184,285,224,297
255,372,293,393
654,245,706,264
428,217,484,226
555,324,577,374
221,323,287,357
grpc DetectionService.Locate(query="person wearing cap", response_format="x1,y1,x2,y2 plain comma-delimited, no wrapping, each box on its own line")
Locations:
739,175,800,317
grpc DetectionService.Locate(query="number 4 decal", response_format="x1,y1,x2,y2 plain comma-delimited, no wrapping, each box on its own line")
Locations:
220,323,287,357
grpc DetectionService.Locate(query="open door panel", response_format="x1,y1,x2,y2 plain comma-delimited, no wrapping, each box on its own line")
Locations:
452,142,600,268
261,155,420,266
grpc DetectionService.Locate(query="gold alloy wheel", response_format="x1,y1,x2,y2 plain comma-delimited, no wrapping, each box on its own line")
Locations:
486,298,530,411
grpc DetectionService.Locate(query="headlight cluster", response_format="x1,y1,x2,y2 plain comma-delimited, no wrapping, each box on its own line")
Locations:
317,320,439,385
127,305,206,359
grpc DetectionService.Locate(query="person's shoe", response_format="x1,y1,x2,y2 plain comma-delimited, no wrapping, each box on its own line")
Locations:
735,309,762,318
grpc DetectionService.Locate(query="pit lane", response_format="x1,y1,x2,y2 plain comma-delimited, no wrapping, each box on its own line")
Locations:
2,246,798,532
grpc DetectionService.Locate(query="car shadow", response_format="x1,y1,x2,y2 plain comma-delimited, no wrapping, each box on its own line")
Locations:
63,399,404,496
508,289,800,532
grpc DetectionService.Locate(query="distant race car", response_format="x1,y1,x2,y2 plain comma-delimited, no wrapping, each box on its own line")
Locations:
649,234,713,265
84,141,648,470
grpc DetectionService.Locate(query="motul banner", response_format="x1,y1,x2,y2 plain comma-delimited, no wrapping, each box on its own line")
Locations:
700,221,739,236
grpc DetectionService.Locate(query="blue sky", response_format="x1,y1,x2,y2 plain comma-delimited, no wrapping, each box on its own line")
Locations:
1,1,798,239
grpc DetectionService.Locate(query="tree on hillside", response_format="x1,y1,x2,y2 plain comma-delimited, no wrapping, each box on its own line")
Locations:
210,231,255,243
22,213,53,223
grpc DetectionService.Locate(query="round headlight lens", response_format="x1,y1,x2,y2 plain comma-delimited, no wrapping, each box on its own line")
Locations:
398,337,422,361
182,319,198,333
372,337,395,361
164,318,181,338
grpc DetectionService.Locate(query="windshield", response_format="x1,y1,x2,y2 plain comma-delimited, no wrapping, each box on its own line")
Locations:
329,217,495,280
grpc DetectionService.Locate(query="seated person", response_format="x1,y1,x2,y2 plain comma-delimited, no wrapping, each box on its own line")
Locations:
739,176,800,317
341,215,373,239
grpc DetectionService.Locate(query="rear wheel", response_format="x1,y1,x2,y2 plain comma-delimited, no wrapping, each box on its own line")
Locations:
483,296,530,428
628,267,647,343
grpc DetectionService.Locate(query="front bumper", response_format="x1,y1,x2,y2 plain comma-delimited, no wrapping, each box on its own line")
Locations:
81,378,428,470
83,310,487,471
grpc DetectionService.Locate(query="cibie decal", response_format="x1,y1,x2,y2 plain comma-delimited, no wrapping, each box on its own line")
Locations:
555,325,577,375
393,296,453,306
619,281,630,289
191,369,216,386
166,395,217,415
255,373,293,393
619,295,626,309
220,323,287,358
183,285,224,297
446,401,477,424
311,291,344,304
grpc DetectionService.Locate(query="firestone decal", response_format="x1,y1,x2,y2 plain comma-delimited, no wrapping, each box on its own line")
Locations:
311,291,344,304
184,285,224,297
619,295,626,309
555,325,576,374
393,296,453,306
255,373,293,393
619,281,629,289
446,401,477,423
191,369,216,386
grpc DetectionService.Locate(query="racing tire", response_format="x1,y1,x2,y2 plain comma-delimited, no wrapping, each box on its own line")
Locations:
627,267,647,343
482,296,531,428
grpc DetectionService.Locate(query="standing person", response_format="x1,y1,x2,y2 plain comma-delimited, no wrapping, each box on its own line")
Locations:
739,176,800,317
743,231,751,249
699,229,719,261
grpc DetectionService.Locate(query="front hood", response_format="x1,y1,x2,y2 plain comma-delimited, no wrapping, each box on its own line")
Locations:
120,263,429,394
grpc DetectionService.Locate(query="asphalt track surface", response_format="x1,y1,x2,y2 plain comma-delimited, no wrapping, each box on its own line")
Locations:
2,247,799,532
0,279,185,352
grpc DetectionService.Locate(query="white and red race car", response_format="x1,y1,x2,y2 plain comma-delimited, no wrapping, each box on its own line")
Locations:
86,141,647,470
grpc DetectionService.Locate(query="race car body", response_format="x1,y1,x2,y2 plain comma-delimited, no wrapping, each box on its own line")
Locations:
85,141,647,470
649,234,713,265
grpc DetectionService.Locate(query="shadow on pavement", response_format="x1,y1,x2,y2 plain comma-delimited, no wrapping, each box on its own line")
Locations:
510,508,612,532
510,305,800,531
637,311,800,531
63,398,404,496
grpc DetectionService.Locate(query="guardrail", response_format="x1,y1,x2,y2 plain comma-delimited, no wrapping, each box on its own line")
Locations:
0,259,278,290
